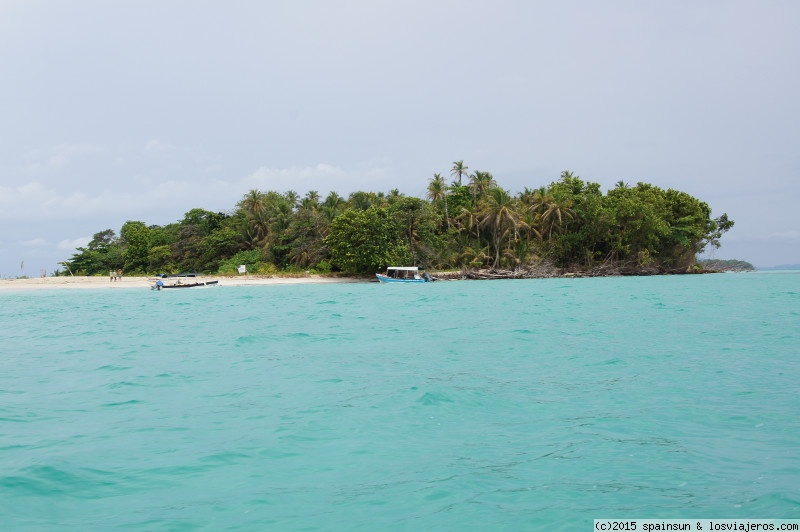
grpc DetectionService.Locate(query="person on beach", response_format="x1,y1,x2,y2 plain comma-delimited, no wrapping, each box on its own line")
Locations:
110,270,114,282
117,269,123,281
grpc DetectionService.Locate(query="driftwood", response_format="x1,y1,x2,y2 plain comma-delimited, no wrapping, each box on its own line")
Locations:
431,260,716,281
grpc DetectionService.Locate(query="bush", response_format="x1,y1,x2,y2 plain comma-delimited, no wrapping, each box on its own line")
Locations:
217,249,265,274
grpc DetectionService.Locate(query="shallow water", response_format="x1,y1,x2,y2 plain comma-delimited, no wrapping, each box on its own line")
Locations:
1,272,799,530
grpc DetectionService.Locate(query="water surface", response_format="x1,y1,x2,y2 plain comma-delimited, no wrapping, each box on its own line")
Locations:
1,272,798,529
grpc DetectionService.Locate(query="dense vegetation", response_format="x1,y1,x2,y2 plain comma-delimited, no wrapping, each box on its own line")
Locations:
64,164,733,276
697,259,754,271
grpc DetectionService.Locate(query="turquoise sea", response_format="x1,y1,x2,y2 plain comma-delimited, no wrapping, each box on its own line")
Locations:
1,272,798,530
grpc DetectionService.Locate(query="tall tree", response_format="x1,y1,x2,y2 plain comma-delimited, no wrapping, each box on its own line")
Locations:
427,173,450,228
478,188,519,267
468,170,496,202
390,197,435,266
451,160,469,186
321,191,345,222
120,220,152,273
325,206,408,273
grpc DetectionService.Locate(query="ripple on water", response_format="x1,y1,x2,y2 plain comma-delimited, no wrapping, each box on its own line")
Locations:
0,273,798,529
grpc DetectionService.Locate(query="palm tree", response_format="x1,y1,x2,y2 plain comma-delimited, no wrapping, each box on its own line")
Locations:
541,191,575,240
426,173,449,227
237,189,270,246
321,191,345,222
468,171,496,202
451,160,469,186
478,187,519,267
284,190,300,210
455,204,481,251
348,191,376,211
239,189,266,218
305,190,320,205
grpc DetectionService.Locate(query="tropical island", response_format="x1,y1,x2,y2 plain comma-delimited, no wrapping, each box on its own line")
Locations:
63,164,734,279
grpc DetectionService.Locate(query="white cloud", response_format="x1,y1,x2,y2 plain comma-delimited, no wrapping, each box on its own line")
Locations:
21,143,101,173
0,181,108,221
58,237,91,250
240,162,391,195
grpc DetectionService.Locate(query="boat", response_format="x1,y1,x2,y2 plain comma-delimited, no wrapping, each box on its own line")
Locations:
376,266,432,283
151,273,219,290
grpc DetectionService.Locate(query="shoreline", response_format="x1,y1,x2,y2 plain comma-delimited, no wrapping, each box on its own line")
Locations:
1,266,741,292
0,275,368,292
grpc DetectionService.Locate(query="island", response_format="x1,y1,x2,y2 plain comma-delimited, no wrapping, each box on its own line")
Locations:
62,165,734,279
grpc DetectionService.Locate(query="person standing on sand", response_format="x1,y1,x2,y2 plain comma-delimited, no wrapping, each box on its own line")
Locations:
117,269,122,281
110,270,114,282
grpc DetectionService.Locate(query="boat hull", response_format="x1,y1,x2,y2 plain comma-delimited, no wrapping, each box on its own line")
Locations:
162,281,219,288
153,280,219,290
376,274,426,283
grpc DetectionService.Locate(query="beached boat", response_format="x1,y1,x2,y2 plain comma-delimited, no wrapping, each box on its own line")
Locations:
376,266,432,283
152,273,219,290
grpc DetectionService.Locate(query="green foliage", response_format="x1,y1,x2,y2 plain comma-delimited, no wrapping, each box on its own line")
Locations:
389,196,437,267
181,208,228,236
325,206,410,273
217,249,266,274
120,221,151,273
697,258,753,271
313,260,333,273
68,164,734,276
148,245,174,272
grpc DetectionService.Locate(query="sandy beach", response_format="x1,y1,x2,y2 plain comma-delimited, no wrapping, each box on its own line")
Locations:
0,275,367,292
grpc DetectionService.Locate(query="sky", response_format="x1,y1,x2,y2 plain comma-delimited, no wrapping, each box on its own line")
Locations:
1,0,798,276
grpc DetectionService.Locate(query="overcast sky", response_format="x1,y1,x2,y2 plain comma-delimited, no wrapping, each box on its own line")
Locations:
1,0,798,276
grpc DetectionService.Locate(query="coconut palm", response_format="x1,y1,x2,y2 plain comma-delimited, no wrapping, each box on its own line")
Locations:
284,190,300,210
426,173,449,227
321,191,345,222
237,190,271,246
541,191,575,240
455,204,481,251
305,190,320,205
451,160,469,186
468,170,496,202
478,187,519,267
239,189,266,218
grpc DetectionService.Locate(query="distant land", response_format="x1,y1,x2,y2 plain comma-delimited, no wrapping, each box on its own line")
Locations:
697,259,755,271
755,264,800,271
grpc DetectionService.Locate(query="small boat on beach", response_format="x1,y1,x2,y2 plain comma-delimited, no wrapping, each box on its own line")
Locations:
376,266,432,283
152,273,219,290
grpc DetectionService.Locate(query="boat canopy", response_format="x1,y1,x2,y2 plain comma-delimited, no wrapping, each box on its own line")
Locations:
386,267,419,271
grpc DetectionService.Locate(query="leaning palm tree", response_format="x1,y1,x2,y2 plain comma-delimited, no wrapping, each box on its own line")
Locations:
426,173,450,227
451,160,469,186
541,191,575,240
478,187,519,267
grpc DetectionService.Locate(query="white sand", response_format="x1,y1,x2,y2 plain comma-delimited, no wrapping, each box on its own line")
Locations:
0,275,367,292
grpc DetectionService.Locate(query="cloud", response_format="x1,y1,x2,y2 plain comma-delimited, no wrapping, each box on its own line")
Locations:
58,237,91,250
22,143,101,173
240,162,391,196
0,181,108,221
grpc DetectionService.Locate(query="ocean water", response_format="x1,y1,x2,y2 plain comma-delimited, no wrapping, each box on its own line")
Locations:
1,272,798,530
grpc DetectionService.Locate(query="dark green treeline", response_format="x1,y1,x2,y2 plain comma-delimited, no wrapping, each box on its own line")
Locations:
64,166,733,276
